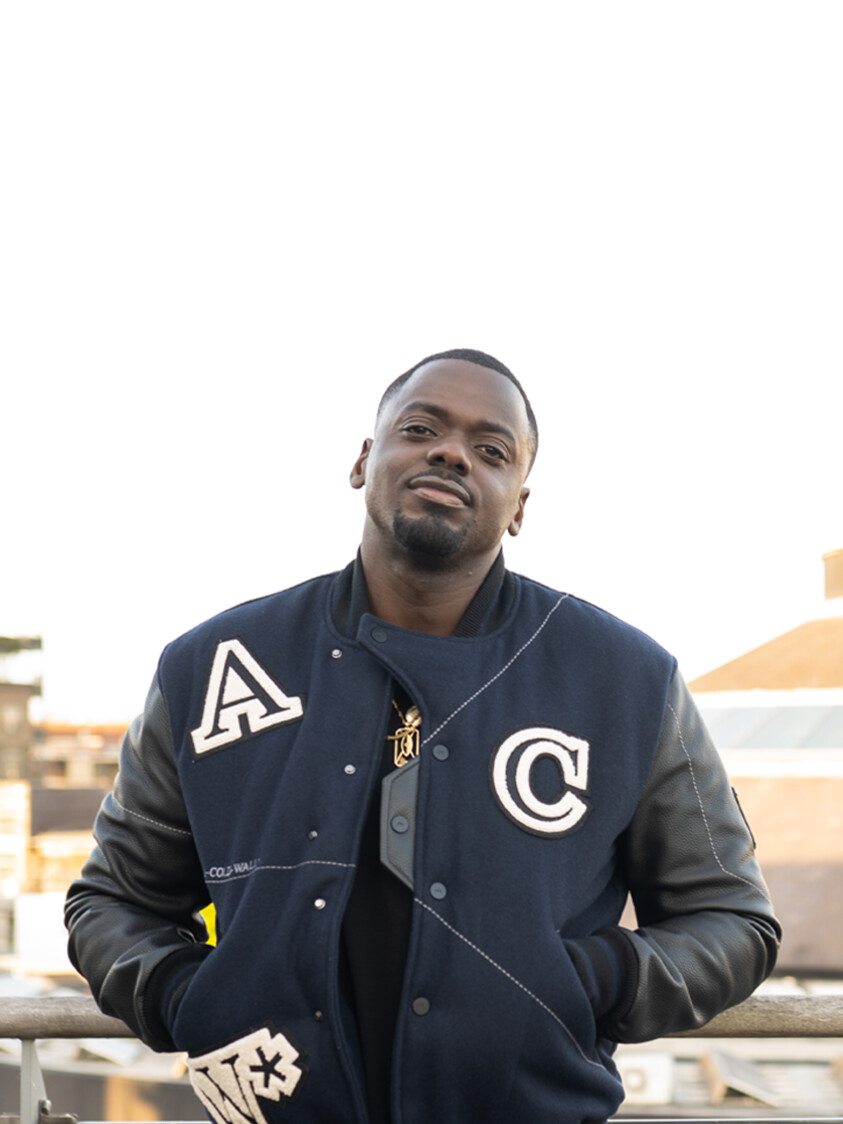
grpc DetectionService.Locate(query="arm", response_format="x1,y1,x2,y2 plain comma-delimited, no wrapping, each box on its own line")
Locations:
65,675,212,1052
565,667,781,1043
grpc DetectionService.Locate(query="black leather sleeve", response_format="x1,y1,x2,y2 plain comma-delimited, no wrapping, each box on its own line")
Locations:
65,675,212,1052
568,667,781,1043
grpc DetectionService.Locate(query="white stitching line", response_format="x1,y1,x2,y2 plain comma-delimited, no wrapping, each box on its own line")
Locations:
421,594,569,747
205,859,355,884
112,794,193,837
666,701,757,890
415,899,604,1070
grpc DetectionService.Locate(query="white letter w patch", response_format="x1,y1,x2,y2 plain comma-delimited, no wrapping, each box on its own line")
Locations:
191,638,304,757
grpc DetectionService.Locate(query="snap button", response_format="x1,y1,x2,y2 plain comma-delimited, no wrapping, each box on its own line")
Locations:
314,1010,324,1021
307,830,318,841
432,744,449,761
430,882,447,900
412,997,431,1016
314,898,326,910
331,648,342,659
344,764,356,775
391,815,409,834
371,626,388,643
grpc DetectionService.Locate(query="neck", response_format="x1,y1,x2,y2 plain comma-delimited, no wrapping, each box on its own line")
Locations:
358,537,499,636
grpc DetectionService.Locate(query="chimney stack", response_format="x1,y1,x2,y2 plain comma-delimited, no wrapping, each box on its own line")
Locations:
823,549,843,600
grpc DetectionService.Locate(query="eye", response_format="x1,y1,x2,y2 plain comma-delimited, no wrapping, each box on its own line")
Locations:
478,443,507,462
401,423,435,437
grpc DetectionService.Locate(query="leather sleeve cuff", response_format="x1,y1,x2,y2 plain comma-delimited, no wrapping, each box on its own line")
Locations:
141,942,212,1051
563,926,639,1038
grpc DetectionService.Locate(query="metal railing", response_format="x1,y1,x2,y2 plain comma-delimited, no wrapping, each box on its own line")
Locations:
1,994,843,1124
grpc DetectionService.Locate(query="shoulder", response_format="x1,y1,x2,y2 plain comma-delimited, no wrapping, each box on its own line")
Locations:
160,570,341,667
513,572,676,675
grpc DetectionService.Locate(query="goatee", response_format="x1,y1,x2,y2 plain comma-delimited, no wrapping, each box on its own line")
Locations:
392,512,467,561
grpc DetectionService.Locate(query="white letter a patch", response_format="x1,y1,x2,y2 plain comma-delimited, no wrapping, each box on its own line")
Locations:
191,638,304,756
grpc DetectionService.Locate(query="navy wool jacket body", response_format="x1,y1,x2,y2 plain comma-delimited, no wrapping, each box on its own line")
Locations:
66,563,780,1124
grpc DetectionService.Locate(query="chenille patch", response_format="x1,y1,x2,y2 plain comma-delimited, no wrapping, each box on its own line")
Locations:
187,1023,308,1123
489,725,592,837
190,638,304,756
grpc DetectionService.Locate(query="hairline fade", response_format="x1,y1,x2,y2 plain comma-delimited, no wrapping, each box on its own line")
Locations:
376,348,539,467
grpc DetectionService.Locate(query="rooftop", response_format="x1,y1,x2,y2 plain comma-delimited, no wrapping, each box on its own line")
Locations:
690,548,843,693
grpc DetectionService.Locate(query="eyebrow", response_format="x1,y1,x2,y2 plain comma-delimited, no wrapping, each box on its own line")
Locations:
399,401,518,447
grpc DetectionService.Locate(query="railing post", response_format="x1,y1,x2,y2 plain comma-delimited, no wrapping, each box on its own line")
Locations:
19,1041,46,1124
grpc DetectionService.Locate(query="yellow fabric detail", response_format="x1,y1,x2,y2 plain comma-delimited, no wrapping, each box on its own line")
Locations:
201,903,217,946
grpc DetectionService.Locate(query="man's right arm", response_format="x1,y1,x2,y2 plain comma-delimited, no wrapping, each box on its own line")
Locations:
65,676,212,1052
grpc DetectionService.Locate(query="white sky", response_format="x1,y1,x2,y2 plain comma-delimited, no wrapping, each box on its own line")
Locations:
2,2,841,725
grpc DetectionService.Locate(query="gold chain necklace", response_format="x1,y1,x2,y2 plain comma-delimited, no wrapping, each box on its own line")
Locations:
387,698,421,768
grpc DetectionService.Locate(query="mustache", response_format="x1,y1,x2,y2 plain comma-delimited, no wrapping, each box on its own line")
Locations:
407,469,473,505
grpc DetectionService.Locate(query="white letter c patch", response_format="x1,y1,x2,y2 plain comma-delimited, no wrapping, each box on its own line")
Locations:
490,726,591,837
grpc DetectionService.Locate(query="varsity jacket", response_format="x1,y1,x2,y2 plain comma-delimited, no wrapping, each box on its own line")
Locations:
65,564,780,1124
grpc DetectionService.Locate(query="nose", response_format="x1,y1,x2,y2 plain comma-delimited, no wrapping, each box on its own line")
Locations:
426,434,472,475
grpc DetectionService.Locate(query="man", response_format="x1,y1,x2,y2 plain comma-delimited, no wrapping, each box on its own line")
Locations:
66,349,780,1124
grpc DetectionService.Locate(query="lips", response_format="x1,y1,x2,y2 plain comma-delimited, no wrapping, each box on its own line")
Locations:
407,473,472,508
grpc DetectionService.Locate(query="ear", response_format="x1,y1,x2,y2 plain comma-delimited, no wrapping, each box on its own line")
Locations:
507,486,530,537
350,439,373,490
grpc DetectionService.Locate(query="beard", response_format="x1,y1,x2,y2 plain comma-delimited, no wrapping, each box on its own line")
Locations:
391,511,468,562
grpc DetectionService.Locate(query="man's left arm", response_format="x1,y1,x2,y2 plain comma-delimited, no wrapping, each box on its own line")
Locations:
565,667,781,1043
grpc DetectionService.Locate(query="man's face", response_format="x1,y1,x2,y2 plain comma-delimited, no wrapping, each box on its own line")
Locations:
351,359,532,567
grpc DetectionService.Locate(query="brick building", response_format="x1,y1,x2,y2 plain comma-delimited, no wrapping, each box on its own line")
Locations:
690,548,843,973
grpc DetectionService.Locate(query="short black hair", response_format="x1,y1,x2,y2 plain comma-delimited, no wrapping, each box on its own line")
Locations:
377,348,538,465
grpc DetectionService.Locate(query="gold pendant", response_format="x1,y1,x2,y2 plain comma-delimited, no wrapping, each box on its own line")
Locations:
388,704,421,768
